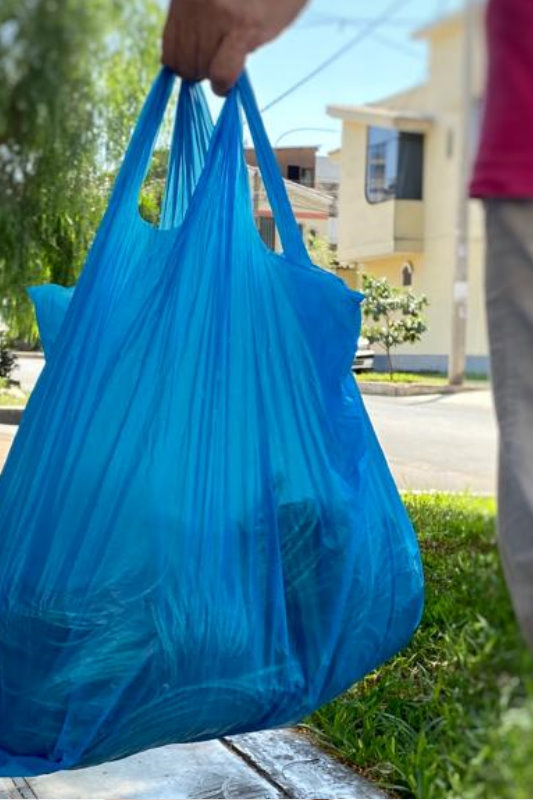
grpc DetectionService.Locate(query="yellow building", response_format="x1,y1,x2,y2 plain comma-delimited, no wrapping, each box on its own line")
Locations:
327,6,488,374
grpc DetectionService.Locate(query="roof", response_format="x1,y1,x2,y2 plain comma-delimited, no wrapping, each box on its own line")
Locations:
248,166,333,212
326,104,433,132
245,145,319,154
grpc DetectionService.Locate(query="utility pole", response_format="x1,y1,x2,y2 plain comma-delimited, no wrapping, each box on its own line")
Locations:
448,0,475,385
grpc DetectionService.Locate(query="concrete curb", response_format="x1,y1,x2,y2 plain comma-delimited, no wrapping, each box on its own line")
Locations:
12,351,44,360
0,379,487,424
357,381,484,397
0,407,23,426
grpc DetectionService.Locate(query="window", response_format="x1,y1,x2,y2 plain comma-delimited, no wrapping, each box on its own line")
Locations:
258,216,276,250
366,127,424,204
402,261,414,287
286,165,314,186
287,165,300,182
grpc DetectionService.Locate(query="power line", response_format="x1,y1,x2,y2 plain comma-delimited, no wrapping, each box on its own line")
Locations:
373,32,424,60
297,14,425,30
260,0,415,114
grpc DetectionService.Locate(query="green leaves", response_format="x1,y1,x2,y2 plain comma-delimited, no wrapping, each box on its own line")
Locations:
361,273,429,376
0,333,15,379
0,0,164,343
306,233,338,271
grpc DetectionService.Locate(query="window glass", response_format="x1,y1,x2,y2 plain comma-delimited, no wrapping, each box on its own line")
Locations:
366,127,424,203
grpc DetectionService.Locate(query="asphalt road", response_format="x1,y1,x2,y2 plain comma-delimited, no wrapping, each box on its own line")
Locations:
364,389,497,494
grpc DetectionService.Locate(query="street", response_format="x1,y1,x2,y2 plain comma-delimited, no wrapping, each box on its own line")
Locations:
1,389,497,493
364,389,497,494
10,354,44,393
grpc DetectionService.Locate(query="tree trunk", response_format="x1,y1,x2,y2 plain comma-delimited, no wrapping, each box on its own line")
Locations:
386,348,394,380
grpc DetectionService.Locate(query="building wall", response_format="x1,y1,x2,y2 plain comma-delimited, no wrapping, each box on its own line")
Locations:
245,147,317,185
334,8,489,373
337,122,396,262
421,13,488,366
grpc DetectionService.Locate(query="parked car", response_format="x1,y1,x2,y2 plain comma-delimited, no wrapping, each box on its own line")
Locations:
353,336,374,372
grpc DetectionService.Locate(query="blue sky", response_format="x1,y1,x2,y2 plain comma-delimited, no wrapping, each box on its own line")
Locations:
209,0,463,153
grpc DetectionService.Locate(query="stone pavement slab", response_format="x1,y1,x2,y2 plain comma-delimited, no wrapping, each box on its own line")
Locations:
0,780,25,800
0,730,384,800
228,729,385,799
18,740,284,800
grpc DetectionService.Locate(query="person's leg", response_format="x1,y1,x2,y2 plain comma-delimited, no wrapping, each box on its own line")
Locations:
485,199,533,651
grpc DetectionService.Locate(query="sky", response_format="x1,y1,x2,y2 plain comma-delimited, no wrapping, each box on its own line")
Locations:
205,0,464,153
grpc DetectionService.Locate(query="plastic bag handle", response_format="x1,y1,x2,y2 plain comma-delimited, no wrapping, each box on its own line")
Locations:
109,68,177,218
111,68,311,265
160,79,214,229
237,73,311,264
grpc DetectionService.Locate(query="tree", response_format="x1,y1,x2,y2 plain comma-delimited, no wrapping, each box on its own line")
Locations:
306,231,338,272
0,0,164,343
361,273,429,379
0,334,15,379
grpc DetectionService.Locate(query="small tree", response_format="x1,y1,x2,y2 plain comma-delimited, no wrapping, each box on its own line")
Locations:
0,334,15,380
361,274,429,379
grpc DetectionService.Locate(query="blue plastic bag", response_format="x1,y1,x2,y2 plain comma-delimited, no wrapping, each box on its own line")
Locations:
0,70,424,776
26,285,75,357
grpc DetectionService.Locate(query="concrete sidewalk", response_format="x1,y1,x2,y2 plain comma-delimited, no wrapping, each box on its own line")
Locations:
0,729,384,799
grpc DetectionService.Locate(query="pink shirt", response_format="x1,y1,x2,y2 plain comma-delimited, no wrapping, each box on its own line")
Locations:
471,0,533,198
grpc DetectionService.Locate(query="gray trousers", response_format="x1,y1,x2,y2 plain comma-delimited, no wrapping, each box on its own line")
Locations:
485,200,533,652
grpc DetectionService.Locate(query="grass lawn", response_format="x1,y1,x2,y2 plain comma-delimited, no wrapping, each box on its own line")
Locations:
0,391,26,406
358,371,489,386
309,494,533,799
0,379,27,407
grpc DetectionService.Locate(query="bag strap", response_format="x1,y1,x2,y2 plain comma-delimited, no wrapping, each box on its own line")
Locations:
237,73,311,264
109,67,176,217
160,82,214,229
108,67,312,265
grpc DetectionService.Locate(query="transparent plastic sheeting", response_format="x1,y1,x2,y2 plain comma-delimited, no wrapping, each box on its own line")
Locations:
0,70,424,776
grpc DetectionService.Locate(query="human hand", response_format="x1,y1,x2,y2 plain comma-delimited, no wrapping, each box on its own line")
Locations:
162,0,308,95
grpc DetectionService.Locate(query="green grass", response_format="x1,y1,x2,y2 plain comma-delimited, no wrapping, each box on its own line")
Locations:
0,379,28,406
0,392,26,406
308,494,533,799
359,371,489,386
